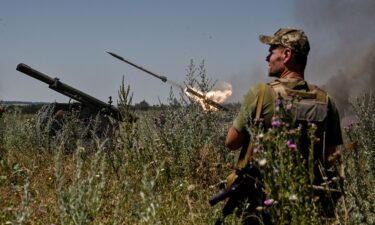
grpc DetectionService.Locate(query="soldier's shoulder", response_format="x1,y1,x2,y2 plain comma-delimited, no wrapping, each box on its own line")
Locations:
251,82,273,92
306,82,327,94
242,83,269,100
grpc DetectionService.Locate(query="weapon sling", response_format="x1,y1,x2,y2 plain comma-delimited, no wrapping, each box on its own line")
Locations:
236,83,266,169
210,84,267,217
226,84,266,186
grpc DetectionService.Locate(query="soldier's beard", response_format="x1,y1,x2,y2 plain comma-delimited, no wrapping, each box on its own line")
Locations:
267,56,285,78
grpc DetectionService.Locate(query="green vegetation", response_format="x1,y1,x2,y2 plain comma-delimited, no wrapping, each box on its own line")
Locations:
0,63,374,224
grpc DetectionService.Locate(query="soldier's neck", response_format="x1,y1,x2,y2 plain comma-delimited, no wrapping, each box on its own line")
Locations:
279,70,304,81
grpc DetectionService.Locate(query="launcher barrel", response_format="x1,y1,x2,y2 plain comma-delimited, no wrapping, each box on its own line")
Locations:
16,63,123,121
185,87,229,111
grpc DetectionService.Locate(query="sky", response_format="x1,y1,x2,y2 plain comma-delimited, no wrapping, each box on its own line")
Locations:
1,0,374,109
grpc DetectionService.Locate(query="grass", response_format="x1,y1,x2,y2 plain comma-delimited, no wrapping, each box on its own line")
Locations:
0,63,374,224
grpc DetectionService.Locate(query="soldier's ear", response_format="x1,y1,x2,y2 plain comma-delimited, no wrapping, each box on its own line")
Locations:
283,48,293,63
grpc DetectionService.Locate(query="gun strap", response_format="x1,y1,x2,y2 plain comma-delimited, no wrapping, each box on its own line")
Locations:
236,84,266,169
255,84,266,120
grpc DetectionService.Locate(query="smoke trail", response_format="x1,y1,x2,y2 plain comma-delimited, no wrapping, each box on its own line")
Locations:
293,0,375,116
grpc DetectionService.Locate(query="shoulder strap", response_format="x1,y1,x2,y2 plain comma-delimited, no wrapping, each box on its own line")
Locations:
236,83,267,169
268,80,286,99
255,83,266,120
307,84,329,103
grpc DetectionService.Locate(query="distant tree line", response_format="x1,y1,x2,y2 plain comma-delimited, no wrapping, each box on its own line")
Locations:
0,100,241,114
1,104,45,114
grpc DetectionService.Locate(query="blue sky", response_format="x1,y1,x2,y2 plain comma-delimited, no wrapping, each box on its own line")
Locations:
1,1,373,105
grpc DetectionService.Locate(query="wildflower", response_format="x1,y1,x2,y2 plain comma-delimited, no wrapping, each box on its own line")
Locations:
276,98,283,105
286,103,293,110
257,133,264,139
253,147,258,154
287,139,297,150
273,168,279,174
258,158,267,166
271,120,281,127
288,194,298,201
309,122,317,129
140,191,145,200
264,198,274,206
187,184,195,191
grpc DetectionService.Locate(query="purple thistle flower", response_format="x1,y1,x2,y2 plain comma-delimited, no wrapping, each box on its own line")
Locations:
271,120,281,127
276,98,283,105
253,147,258,154
287,139,297,149
344,122,355,132
264,198,274,206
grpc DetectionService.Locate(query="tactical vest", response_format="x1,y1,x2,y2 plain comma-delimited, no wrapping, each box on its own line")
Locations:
268,79,328,123
269,80,343,216
268,79,330,168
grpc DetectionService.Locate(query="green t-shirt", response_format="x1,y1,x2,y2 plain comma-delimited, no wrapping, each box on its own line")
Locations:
233,83,275,131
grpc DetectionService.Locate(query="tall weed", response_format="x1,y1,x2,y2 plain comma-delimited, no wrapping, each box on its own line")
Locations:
1,64,374,225
340,94,375,224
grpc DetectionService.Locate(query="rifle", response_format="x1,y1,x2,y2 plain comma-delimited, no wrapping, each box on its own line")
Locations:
209,165,264,224
209,165,262,205
16,63,125,121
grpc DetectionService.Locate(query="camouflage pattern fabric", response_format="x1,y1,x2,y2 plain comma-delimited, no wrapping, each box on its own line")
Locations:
259,28,310,56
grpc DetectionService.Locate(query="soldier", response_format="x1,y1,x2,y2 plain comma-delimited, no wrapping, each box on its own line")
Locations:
224,28,343,224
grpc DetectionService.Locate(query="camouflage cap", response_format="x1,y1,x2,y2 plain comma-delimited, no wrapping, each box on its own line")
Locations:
259,28,310,56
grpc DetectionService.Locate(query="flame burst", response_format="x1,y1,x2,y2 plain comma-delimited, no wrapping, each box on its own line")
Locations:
184,82,232,112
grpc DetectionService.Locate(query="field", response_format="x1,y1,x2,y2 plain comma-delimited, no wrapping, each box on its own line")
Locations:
0,71,374,224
